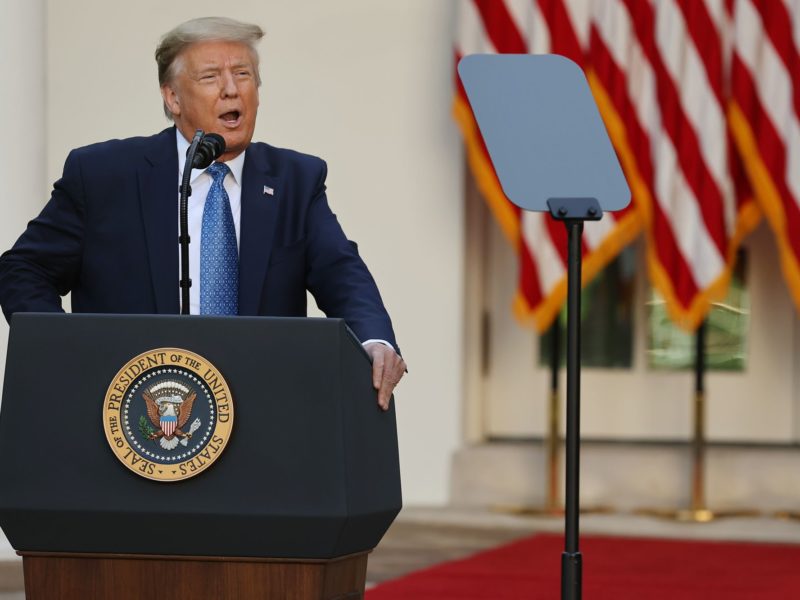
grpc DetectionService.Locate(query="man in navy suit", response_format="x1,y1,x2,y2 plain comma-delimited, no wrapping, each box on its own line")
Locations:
0,17,406,409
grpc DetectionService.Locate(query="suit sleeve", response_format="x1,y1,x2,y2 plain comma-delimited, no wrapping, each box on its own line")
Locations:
0,150,85,322
303,160,399,352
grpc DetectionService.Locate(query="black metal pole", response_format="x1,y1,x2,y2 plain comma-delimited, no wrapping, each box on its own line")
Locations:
547,318,562,511
695,319,706,395
547,197,600,599
179,129,205,315
691,319,707,512
561,219,583,600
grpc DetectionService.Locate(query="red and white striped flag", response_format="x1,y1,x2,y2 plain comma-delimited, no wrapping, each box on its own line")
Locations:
589,0,760,328
728,0,800,314
454,0,761,331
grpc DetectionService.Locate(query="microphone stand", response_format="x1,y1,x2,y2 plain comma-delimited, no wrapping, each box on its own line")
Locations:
179,129,205,315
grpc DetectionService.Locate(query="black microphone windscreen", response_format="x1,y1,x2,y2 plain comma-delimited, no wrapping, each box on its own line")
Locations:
204,134,226,157
191,133,227,169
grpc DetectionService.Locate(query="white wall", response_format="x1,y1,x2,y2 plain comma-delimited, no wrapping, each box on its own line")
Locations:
37,0,464,503
0,0,46,406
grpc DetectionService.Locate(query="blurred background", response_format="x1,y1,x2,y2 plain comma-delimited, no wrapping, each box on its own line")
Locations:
2,0,800,592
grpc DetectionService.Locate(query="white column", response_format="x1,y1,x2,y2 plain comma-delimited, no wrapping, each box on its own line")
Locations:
0,0,46,406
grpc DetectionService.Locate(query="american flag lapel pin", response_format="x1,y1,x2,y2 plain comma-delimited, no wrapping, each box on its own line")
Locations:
263,185,274,196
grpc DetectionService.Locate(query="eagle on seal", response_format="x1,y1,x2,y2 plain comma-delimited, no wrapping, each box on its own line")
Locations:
143,387,197,450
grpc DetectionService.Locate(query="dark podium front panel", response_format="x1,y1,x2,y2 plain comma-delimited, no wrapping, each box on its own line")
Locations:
0,314,401,559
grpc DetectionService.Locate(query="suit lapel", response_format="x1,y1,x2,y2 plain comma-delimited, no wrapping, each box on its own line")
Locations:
139,128,180,314
239,144,279,316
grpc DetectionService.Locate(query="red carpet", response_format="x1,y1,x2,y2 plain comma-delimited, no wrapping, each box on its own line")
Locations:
367,533,800,599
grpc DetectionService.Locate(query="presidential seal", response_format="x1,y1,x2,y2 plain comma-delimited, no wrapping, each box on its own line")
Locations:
103,348,233,482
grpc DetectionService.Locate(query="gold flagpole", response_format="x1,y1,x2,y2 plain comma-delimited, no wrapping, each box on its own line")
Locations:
678,319,714,521
545,385,561,512
678,368,714,522
639,319,757,522
496,319,609,517
543,316,562,513
495,320,563,517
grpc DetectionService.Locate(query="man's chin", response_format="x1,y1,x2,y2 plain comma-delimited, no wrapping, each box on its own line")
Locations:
218,138,249,161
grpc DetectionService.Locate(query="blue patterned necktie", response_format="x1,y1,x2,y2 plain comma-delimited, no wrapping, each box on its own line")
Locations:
200,162,238,315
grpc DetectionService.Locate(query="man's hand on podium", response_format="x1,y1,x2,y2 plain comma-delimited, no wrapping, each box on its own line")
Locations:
363,342,407,411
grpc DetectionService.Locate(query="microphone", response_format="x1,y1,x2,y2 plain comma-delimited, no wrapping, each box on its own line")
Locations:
179,130,224,314
191,133,226,169
178,131,228,314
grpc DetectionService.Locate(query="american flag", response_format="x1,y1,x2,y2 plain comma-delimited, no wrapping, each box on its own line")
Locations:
453,0,800,332
728,0,800,316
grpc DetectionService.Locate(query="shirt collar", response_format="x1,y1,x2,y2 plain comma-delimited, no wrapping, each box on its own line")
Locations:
176,129,245,185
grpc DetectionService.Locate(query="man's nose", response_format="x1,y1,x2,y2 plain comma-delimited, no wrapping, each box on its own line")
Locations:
220,71,238,97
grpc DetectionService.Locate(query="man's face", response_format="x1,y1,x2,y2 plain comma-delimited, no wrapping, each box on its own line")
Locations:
161,40,260,162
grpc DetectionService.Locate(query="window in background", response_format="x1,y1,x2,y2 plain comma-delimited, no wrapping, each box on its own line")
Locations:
647,250,749,371
540,246,637,369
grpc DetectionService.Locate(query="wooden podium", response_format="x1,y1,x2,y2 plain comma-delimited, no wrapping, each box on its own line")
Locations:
20,552,368,599
0,314,402,600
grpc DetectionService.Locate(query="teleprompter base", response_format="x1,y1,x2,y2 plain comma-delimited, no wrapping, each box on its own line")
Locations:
20,550,369,600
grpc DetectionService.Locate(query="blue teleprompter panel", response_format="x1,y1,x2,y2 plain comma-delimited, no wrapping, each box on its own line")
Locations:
458,54,630,214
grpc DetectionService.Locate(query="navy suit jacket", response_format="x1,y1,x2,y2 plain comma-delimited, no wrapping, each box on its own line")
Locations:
0,127,397,349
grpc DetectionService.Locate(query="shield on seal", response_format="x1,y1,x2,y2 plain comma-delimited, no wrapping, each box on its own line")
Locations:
161,414,177,437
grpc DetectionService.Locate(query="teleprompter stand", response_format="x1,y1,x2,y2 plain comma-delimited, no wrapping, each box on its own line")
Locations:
458,54,630,600
548,197,602,600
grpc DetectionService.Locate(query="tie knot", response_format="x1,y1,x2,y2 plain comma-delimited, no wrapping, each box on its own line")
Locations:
206,161,230,183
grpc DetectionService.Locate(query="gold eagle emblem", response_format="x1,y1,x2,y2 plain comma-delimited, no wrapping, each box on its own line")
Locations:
142,381,200,450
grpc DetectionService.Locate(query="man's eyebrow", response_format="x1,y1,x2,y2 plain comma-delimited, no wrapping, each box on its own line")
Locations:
193,65,221,74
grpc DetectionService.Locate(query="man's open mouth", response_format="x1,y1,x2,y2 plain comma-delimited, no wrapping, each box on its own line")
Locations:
219,111,241,126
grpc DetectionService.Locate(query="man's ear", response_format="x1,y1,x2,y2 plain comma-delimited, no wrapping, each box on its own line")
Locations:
161,84,181,118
